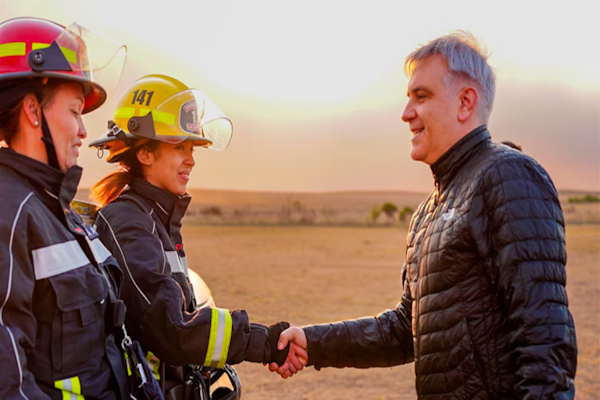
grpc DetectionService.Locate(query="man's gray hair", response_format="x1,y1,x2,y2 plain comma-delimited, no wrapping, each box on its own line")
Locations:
405,31,496,122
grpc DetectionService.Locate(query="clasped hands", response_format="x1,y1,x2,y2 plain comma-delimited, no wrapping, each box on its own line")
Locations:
267,325,308,378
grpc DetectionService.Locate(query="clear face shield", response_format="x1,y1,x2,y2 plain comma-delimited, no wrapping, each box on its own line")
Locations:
53,22,127,100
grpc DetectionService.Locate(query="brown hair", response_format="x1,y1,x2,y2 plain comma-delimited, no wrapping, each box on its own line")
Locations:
0,79,64,145
91,141,161,206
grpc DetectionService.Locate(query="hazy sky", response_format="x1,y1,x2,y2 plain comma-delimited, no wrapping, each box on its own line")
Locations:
2,0,599,192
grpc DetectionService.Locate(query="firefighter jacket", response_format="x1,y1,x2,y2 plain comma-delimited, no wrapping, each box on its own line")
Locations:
0,148,127,400
303,127,577,399
94,178,275,371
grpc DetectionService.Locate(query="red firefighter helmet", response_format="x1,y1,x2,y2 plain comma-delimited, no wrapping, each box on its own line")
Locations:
0,17,126,113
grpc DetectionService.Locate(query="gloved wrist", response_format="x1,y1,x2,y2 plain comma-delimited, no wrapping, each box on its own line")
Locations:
267,321,290,365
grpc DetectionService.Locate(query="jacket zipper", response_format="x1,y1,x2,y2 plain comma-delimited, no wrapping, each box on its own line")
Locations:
469,338,494,398
415,184,441,394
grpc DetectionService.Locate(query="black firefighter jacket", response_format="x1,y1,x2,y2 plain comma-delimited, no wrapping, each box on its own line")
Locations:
95,178,275,373
0,149,126,400
303,127,577,399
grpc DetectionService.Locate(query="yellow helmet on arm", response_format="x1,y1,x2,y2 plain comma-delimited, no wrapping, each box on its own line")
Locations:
89,74,233,163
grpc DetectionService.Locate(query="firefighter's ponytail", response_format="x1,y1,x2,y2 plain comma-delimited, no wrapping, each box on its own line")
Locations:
91,141,160,206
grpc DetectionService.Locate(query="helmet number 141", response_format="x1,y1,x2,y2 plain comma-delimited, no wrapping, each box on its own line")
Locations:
131,89,154,106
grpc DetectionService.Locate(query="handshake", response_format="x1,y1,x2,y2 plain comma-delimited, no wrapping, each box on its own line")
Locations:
267,325,308,379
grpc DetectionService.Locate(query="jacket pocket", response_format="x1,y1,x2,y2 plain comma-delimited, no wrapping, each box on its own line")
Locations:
48,264,108,373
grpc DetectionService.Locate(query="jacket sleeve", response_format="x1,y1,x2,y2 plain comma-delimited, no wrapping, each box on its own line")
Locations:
0,201,50,399
303,263,414,369
478,155,577,399
95,204,272,367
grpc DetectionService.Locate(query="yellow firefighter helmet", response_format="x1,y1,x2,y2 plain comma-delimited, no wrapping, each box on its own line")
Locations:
90,74,233,162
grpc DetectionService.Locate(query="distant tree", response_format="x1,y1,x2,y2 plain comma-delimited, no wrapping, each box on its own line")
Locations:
399,206,414,222
381,202,398,222
568,194,600,203
371,205,382,224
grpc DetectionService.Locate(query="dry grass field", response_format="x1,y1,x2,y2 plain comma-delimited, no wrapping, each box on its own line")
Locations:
183,218,599,399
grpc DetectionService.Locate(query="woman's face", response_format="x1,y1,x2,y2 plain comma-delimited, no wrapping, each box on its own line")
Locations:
143,140,196,195
43,83,86,172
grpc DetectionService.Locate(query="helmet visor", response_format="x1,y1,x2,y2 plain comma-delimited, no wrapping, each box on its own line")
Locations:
127,89,232,150
54,22,127,99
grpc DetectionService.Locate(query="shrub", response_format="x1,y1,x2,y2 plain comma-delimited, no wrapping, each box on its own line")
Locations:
568,194,600,203
371,205,382,223
381,202,398,221
399,206,414,222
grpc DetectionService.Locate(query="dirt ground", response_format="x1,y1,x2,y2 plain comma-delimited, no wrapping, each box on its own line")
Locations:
183,223,600,400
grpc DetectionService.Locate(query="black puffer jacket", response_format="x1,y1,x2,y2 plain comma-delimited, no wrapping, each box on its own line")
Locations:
304,126,577,399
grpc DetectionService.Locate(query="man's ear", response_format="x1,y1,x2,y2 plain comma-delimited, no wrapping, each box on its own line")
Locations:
457,87,478,123
22,94,41,128
137,147,154,166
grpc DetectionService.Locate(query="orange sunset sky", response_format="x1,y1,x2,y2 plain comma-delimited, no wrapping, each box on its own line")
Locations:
1,0,599,193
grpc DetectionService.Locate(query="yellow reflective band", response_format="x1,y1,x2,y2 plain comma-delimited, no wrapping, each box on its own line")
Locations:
54,376,84,400
32,42,77,64
204,308,219,367
0,42,26,57
60,47,77,64
124,352,132,376
31,42,49,51
113,107,135,119
216,312,232,369
145,351,161,380
139,108,176,125
204,308,233,368
114,107,176,126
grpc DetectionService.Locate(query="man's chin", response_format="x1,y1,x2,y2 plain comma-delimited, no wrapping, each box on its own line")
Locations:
410,149,424,162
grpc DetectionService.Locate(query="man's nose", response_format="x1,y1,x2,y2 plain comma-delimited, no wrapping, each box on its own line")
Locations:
401,102,415,123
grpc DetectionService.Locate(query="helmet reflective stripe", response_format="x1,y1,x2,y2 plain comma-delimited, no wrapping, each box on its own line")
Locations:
114,106,176,126
204,308,233,369
0,41,77,61
54,376,85,400
0,42,26,57
32,42,77,63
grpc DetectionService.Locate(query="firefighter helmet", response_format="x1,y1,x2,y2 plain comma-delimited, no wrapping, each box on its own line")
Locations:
0,17,127,113
89,74,233,163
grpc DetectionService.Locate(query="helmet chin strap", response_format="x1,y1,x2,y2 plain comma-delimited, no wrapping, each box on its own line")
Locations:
39,110,60,170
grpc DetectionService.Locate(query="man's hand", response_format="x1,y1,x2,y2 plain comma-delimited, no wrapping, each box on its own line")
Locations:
268,326,308,378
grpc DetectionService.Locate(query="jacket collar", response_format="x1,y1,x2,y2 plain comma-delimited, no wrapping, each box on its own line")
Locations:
430,125,490,191
129,178,191,235
0,148,81,210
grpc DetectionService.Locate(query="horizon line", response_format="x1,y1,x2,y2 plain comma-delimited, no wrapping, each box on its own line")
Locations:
77,187,600,195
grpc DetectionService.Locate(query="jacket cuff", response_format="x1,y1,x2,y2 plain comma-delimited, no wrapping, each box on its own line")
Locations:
243,323,270,363
303,325,321,369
